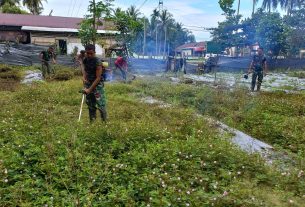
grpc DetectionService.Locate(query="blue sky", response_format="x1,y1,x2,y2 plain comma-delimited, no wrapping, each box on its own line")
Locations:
41,0,268,41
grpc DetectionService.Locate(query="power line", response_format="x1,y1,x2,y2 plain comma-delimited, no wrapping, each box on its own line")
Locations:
138,0,150,10
67,0,73,16
70,0,79,17
76,0,84,17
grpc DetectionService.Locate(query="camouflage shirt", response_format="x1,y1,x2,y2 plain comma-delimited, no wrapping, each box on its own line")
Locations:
252,54,267,72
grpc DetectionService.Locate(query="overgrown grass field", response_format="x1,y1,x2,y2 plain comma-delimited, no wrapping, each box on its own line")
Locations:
0,75,304,206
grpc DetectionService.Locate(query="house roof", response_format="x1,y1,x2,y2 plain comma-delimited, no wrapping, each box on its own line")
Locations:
175,42,206,52
0,13,104,30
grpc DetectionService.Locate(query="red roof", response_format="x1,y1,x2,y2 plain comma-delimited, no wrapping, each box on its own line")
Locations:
0,13,105,29
176,42,206,52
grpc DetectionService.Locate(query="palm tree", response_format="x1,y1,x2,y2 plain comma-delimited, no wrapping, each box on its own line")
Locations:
159,9,173,58
23,0,46,15
261,0,280,12
126,5,140,20
252,0,259,14
151,9,160,57
280,0,303,15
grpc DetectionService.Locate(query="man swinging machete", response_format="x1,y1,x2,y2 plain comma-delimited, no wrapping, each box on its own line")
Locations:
81,44,107,122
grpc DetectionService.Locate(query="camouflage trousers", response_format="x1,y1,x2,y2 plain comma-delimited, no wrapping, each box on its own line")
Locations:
251,71,264,91
85,81,107,121
41,61,55,78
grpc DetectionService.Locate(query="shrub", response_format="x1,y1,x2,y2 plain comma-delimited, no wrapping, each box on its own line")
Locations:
54,69,74,81
0,69,22,81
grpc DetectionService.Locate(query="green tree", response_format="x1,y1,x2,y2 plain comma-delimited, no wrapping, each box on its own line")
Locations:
0,0,19,6
1,2,28,13
211,14,243,50
218,0,235,15
256,12,289,57
283,6,305,56
22,0,46,15
79,0,113,46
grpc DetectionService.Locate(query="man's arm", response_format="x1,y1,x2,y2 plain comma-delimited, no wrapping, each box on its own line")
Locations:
52,52,57,64
264,60,268,76
80,61,88,84
84,66,102,94
39,53,44,62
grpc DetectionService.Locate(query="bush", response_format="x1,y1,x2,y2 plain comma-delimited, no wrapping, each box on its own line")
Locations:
54,69,74,81
289,71,305,79
0,67,12,73
0,69,22,81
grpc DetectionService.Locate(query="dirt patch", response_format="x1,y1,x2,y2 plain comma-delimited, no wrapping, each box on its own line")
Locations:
0,78,20,91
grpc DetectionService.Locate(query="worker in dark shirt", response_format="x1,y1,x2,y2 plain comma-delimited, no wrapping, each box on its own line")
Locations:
81,44,107,122
248,47,268,92
40,46,56,78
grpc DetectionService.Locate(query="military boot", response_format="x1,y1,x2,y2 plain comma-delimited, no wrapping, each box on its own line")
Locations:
99,107,107,122
89,109,97,122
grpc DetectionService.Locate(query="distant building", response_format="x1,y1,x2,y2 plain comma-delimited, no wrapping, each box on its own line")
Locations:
0,13,118,56
175,42,206,57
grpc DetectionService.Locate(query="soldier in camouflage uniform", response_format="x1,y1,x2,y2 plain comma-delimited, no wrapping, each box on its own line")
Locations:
40,46,56,78
81,44,107,122
248,47,268,92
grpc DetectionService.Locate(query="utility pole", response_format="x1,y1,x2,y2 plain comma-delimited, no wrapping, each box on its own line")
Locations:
237,0,240,15
156,25,158,58
163,26,167,59
143,18,146,58
159,0,163,11
93,0,96,46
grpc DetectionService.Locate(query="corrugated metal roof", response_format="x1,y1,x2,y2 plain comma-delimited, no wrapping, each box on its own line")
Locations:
21,26,119,34
0,13,104,30
175,42,206,52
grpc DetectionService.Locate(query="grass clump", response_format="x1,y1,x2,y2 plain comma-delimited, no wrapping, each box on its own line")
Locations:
133,78,305,156
54,68,74,81
0,77,304,206
288,71,305,79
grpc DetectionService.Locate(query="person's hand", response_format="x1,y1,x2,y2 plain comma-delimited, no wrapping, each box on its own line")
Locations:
84,88,91,94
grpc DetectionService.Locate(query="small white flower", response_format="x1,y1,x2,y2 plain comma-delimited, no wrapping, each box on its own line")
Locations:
186,203,190,207
289,200,294,204
237,171,241,175
4,169,7,174
213,161,217,164
187,191,190,195
4,179,8,183
178,177,181,180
